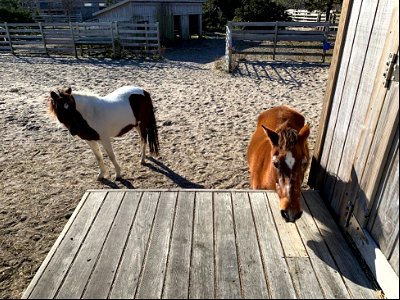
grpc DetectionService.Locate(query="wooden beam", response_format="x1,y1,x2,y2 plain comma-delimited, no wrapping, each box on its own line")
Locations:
308,0,354,188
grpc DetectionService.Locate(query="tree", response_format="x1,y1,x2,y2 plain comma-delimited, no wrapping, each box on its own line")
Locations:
234,0,291,22
203,0,291,32
0,0,33,22
203,0,242,32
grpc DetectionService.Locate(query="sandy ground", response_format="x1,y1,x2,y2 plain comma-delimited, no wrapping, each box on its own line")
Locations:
0,38,329,298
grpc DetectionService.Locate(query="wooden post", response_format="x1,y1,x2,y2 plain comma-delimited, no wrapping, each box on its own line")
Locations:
39,22,49,56
144,22,149,53
110,22,115,56
225,22,232,72
4,22,14,55
273,21,278,60
156,22,161,57
69,22,78,58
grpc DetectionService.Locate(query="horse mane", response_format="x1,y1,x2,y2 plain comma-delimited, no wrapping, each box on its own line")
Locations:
48,96,56,117
276,122,299,150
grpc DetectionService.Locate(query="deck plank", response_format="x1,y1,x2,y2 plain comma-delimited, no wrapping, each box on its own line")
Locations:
249,192,297,298
287,257,325,298
27,191,107,299
267,191,309,257
231,192,269,298
82,191,142,299
135,191,178,299
163,191,194,299
214,192,241,299
22,189,380,299
56,191,125,299
298,192,352,299
189,191,214,299
303,190,378,299
109,191,160,299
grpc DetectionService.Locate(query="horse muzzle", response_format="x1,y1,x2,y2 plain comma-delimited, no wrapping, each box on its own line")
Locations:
281,210,303,223
69,127,79,136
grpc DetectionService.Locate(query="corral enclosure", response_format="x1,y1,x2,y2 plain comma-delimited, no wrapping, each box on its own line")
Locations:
0,22,161,57
225,20,338,72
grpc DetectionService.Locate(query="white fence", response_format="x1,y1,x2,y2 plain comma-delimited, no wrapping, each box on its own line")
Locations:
225,21,337,71
286,9,340,23
0,22,161,58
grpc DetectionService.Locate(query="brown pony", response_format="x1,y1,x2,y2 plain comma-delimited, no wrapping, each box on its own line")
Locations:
247,105,310,222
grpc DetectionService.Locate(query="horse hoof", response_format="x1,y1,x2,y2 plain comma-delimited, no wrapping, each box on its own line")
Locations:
97,175,104,181
115,176,122,181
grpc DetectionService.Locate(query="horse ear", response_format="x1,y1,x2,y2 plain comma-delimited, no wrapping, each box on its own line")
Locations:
262,125,279,146
50,91,59,101
298,124,310,142
65,87,72,94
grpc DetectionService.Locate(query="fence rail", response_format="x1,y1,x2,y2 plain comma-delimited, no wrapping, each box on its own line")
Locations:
0,22,161,58
286,9,340,23
225,21,337,71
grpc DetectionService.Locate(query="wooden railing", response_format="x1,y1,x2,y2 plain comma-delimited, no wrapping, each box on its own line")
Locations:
225,21,337,71
0,22,161,58
286,9,340,23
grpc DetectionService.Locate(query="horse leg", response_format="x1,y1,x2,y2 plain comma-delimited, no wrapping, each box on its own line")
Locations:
86,140,107,180
99,138,122,180
135,125,146,165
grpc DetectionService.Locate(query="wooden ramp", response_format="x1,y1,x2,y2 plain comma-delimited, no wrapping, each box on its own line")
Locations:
22,189,379,299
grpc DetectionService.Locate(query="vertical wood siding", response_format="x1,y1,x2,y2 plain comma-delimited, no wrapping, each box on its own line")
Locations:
310,0,399,296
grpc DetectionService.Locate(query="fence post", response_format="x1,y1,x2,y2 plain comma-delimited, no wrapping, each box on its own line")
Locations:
4,22,14,55
38,22,49,56
273,21,278,60
156,22,161,57
69,22,78,58
110,22,116,56
322,21,330,63
225,21,233,72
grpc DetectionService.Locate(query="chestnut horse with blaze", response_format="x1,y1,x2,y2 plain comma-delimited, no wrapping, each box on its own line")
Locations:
247,105,310,222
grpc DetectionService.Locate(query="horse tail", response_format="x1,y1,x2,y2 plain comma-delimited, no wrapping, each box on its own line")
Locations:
143,90,160,156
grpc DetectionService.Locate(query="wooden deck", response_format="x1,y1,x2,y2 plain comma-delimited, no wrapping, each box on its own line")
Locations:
22,189,380,299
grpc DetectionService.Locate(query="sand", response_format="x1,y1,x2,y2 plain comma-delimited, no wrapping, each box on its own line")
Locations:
0,38,329,298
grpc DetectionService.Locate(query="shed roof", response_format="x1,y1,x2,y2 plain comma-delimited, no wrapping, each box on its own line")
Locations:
93,0,206,17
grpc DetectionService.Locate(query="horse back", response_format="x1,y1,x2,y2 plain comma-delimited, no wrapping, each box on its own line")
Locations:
257,105,305,132
247,106,305,189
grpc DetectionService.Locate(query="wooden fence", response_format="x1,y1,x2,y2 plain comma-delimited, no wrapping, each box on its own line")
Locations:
286,9,341,23
0,22,161,58
225,21,337,71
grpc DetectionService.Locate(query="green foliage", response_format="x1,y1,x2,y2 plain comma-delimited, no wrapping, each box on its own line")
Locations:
203,0,291,32
0,0,34,23
234,0,291,22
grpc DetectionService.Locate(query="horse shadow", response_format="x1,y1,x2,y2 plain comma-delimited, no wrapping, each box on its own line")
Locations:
303,165,381,293
144,157,204,189
100,177,134,189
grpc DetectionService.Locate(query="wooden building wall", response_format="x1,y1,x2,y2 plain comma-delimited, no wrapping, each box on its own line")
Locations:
93,0,204,41
309,0,399,298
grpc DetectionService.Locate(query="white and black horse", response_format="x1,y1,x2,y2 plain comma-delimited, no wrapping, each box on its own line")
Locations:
49,86,159,180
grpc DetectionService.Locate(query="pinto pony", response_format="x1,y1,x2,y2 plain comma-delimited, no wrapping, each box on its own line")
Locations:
49,86,159,180
247,105,310,222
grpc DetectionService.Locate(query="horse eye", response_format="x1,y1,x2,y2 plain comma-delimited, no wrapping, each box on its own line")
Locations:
64,103,69,110
273,159,280,168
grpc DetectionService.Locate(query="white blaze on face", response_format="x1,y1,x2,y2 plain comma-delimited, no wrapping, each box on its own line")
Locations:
285,151,296,169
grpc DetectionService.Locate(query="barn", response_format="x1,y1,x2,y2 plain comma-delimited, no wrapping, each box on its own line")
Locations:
308,0,399,298
92,0,206,42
